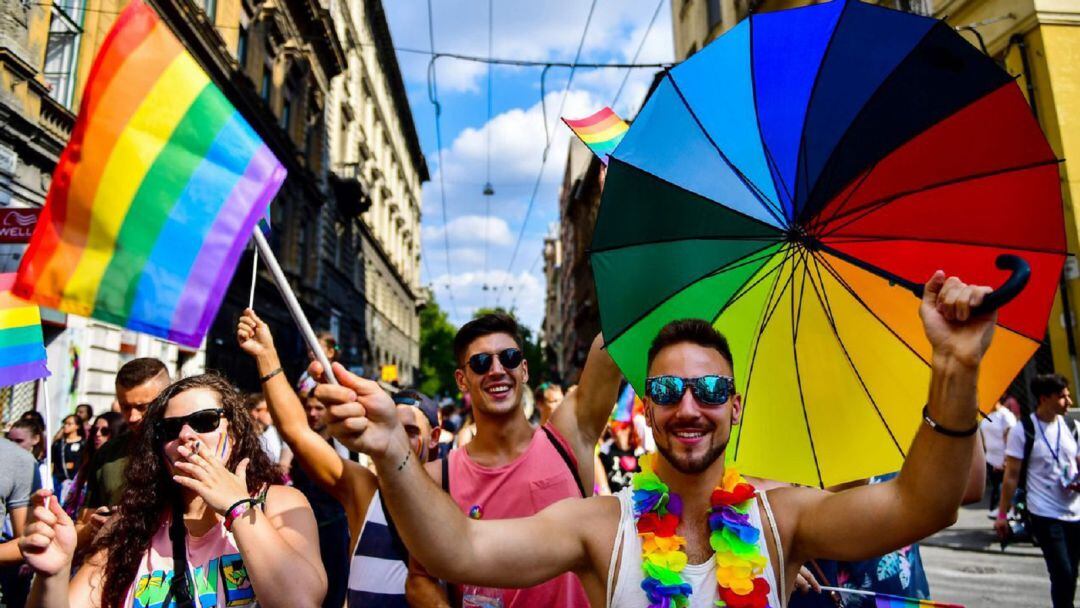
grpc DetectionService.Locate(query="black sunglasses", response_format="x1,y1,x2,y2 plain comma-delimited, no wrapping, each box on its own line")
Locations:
94,426,111,437
645,375,735,407
155,409,225,441
466,348,524,375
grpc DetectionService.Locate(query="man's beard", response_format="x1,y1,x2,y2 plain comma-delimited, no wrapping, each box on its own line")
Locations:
655,432,729,474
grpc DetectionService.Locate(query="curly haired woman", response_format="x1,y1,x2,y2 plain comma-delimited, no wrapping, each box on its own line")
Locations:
19,374,327,608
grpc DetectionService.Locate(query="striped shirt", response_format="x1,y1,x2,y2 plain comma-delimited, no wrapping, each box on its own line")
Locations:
347,489,409,607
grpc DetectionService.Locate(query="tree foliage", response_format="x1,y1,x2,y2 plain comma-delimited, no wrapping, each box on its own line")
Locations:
418,300,458,398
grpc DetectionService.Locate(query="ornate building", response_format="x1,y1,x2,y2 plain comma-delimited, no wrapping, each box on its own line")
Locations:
325,0,426,385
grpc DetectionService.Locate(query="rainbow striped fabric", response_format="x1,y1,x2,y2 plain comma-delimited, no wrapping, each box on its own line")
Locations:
0,273,49,387
15,0,285,347
562,107,629,165
875,593,963,607
612,382,638,422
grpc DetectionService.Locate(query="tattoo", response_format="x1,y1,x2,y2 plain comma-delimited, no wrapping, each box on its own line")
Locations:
397,450,411,471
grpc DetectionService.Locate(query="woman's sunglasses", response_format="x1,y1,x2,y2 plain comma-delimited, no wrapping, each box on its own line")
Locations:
466,348,524,375
94,426,111,438
644,375,735,406
155,409,225,441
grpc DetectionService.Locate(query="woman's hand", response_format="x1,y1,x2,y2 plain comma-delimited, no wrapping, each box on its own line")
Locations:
19,490,77,577
237,308,276,359
172,441,251,515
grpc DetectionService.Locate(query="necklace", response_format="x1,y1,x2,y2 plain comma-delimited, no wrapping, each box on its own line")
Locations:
632,453,771,608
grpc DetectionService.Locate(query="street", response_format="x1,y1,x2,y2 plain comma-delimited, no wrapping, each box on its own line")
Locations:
922,503,1053,607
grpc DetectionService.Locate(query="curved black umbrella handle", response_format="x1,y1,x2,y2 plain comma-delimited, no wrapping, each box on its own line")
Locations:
912,254,1030,316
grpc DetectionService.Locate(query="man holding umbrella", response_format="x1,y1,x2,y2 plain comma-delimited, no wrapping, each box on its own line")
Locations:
312,270,993,607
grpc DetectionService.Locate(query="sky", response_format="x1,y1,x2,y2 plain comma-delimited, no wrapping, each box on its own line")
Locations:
384,0,675,332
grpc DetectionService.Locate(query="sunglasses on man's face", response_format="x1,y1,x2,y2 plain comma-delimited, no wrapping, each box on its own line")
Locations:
465,348,524,375
155,409,225,442
645,375,735,407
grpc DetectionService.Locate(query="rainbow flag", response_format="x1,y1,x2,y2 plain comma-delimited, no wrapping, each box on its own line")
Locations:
0,273,49,387
15,0,285,347
612,382,638,422
562,107,629,165
875,593,963,607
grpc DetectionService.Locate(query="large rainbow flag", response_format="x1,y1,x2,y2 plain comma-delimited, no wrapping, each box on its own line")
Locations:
0,273,49,388
562,107,629,165
15,0,285,347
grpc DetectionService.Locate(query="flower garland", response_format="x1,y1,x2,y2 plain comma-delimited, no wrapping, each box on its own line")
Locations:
631,454,771,608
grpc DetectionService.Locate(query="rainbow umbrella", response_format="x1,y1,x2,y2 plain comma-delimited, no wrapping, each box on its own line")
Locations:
591,0,1064,486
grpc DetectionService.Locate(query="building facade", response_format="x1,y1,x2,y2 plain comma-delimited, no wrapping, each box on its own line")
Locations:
543,138,603,384
325,0,426,386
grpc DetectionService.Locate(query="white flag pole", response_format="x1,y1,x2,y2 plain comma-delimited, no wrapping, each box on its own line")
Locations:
40,378,53,493
248,247,259,309
251,229,338,385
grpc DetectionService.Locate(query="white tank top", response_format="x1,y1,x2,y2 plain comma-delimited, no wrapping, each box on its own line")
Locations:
606,486,785,608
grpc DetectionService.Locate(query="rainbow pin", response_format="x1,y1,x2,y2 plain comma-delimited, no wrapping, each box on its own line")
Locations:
468,505,483,520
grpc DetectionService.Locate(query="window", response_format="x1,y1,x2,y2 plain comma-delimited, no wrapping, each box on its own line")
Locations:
43,0,84,108
706,0,722,30
200,0,216,22
261,71,272,103
236,18,249,69
281,94,292,131
261,42,274,104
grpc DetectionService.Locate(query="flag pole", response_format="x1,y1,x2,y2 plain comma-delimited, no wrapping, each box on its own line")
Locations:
248,247,259,309
40,377,53,493
251,229,338,385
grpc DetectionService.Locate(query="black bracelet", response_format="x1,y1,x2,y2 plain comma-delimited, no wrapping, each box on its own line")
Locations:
259,367,283,383
922,405,979,437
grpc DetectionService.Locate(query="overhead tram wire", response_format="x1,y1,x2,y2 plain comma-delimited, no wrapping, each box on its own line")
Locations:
496,0,599,308
611,0,666,109
482,0,494,307
426,0,458,319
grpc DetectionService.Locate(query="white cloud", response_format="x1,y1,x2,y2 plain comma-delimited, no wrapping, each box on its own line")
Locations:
427,269,545,329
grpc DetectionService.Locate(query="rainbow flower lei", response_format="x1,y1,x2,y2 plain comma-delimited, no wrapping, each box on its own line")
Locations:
631,454,771,608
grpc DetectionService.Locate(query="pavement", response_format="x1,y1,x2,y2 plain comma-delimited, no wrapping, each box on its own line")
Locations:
920,502,1053,607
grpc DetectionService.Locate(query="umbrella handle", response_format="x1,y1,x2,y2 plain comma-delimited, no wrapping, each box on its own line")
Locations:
913,254,1030,316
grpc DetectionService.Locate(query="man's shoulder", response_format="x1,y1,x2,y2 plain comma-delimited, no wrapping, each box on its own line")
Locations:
0,438,36,469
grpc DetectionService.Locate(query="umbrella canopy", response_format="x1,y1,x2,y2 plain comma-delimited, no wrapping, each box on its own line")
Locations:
591,0,1065,487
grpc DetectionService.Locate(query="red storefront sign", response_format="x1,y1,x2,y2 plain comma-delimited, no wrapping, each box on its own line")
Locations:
0,208,41,243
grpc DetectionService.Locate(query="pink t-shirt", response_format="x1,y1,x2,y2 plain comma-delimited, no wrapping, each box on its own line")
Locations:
447,424,589,607
124,516,257,608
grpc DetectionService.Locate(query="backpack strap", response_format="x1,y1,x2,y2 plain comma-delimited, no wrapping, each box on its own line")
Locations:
1019,414,1036,494
540,425,586,498
440,454,450,494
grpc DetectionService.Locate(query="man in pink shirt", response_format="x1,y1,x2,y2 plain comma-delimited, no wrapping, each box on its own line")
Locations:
317,312,620,607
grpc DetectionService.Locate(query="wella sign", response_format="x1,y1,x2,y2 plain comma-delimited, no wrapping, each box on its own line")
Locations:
0,208,40,243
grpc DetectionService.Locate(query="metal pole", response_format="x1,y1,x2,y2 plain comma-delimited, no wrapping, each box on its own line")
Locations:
251,230,338,385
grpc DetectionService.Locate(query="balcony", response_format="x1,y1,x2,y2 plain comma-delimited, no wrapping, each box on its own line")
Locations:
330,162,369,217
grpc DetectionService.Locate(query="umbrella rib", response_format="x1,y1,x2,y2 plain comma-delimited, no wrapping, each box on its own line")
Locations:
790,247,825,488
589,234,783,256
814,158,1062,238
663,72,788,227
791,0,852,217
604,158,787,238
805,157,881,236
806,251,907,459
599,244,783,348
820,234,1067,257
813,252,932,367
747,15,795,223
712,243,793,323
733,244,797,462
796,21,942,224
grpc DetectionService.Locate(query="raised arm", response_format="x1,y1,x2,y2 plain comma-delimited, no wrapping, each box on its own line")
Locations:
781,271,995,563
315,363,600,588
551,334,623,489
237,309,364,506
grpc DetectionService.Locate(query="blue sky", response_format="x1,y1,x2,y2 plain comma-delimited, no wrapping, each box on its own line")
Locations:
385,0,674,331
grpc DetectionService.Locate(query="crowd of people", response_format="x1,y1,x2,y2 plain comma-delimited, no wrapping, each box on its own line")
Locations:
0,270,1075,607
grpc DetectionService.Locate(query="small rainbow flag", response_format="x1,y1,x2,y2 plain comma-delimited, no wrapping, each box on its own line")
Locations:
874,593,963,607
0,273,49,388
562,107,629,165
15,0,285,347
612,382,639,422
